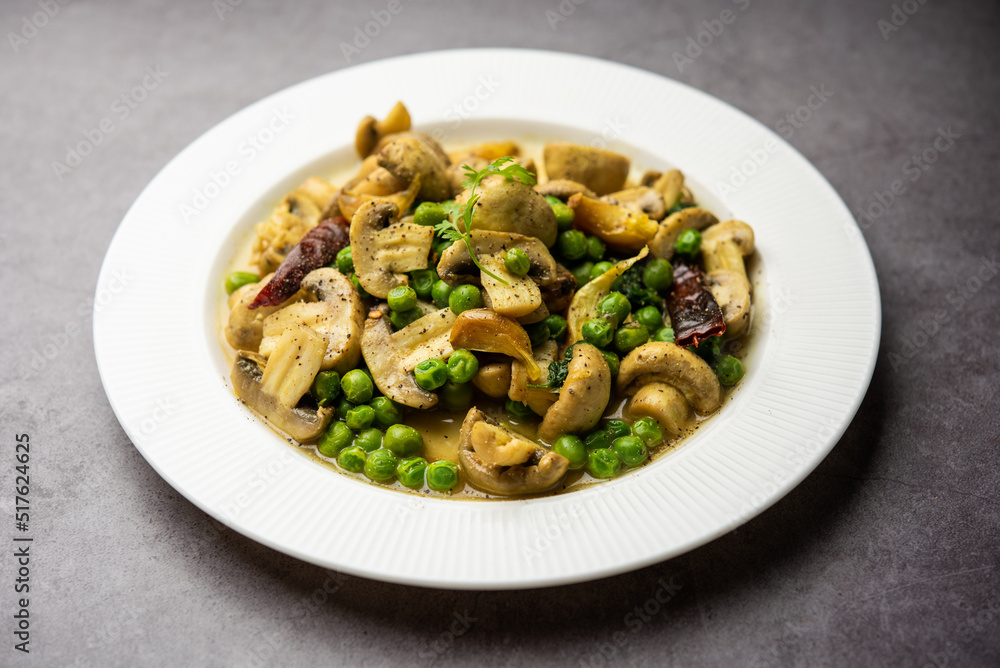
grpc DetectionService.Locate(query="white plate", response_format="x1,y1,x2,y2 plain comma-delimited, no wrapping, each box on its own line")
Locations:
94,49,880,589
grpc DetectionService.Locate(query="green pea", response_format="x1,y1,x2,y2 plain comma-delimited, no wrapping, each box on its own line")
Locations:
317,421,353,458
426,460,460,492
440,380,473,412
653,327,675,343
345,404,375,431
505,399,536,421
571,262,595,286
340,369,374,404
504,248,531,276
446,349,479,384
310,370,341,407
584,430,613,451
590,261,614,280
545,195,575,231
369,396,403,428
414,358,448,391
364,448,398,482
397,456,428,489
449,284,483,315
635,306,663,331
225,271,260,295
587,448,622,479
597,292,632,327
613,435,648,467
642,258,674,291
414,201,449,227
336,246,354,274
433,238,455,257
553,435,587,469
604,419,631,440
353,427,383,453
431,280,454,309
542,314,567,340
389,307,423,330
602,350,620,378
410,269,438,300
582,318,614,348
694,336,722,362
387,285,418,312
384,424,423,457
557,230,587,261
631,417,664,447
614,323,649,354
337,445,367,472
675,229,702,256
336,398,356,421
349,274,370,299
586,236,606,261
525,322,550,348
714,355,745,386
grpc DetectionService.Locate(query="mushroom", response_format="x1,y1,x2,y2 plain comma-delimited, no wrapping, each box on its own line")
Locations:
252,177,339,275
539,264,577,313
568,193,659,249
515,302,550,325
705,270,752,338
647,207,719,260
601,186,667,220
361,305,457,409
376,136,452,202
436,230,557,286
537,343,611,442
701,220,755,282
449,309,541,380
472,361,512,398
566,247,648,343
625,382,692,436
225,275,300,352
337,172,420,222
453,174,558,248
478,251,543,318
350,200,435,299
257,268,365,373
616,342,721,414
650,169,685,210
355,101,411,158
446,156,488,196
509,340,560,417
458,408,569,496
375,131,451,166
231,325,334,441
543,142,630,196
448,140,521,164
533,179,597,200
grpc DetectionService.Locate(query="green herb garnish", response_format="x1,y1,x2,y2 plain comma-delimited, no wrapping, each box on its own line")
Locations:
434,156,537,286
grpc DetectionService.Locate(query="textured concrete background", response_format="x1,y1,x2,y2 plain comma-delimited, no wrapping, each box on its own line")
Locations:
2,0,999,665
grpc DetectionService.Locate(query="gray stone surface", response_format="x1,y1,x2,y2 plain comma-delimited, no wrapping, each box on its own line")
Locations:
2,0,998,665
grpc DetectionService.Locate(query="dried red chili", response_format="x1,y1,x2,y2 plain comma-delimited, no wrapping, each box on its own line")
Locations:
665,256,726,348
249,217,349,309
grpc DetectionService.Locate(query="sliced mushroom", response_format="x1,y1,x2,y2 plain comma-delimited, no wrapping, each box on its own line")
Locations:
651,169,685,210
478,252,543,318
231,325,334,441
376,136,451,202
453,174,558,247
537,343,611,442
350,200,434,299
337,173,420,222
472,361,512,398
701,220,755,282
436,230,557,286
533,179,596,200
361,305,455,409
509,340,560,417
450,309,541,380
355,101,411,158
225,275,300,352
458,408,569,496
543,142,630,196
601,186,667,220
617,342,721,414
539,264,577,313
626,382,692,436
448,140,521,164
568,193,659,249
647,207,719,260
705,270,752,338
516,302,550,325
257,268,365,373
566,247,648,343
470,420,536,466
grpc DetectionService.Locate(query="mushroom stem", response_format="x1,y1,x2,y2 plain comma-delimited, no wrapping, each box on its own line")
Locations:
449,309,541,380
626,382,692,436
